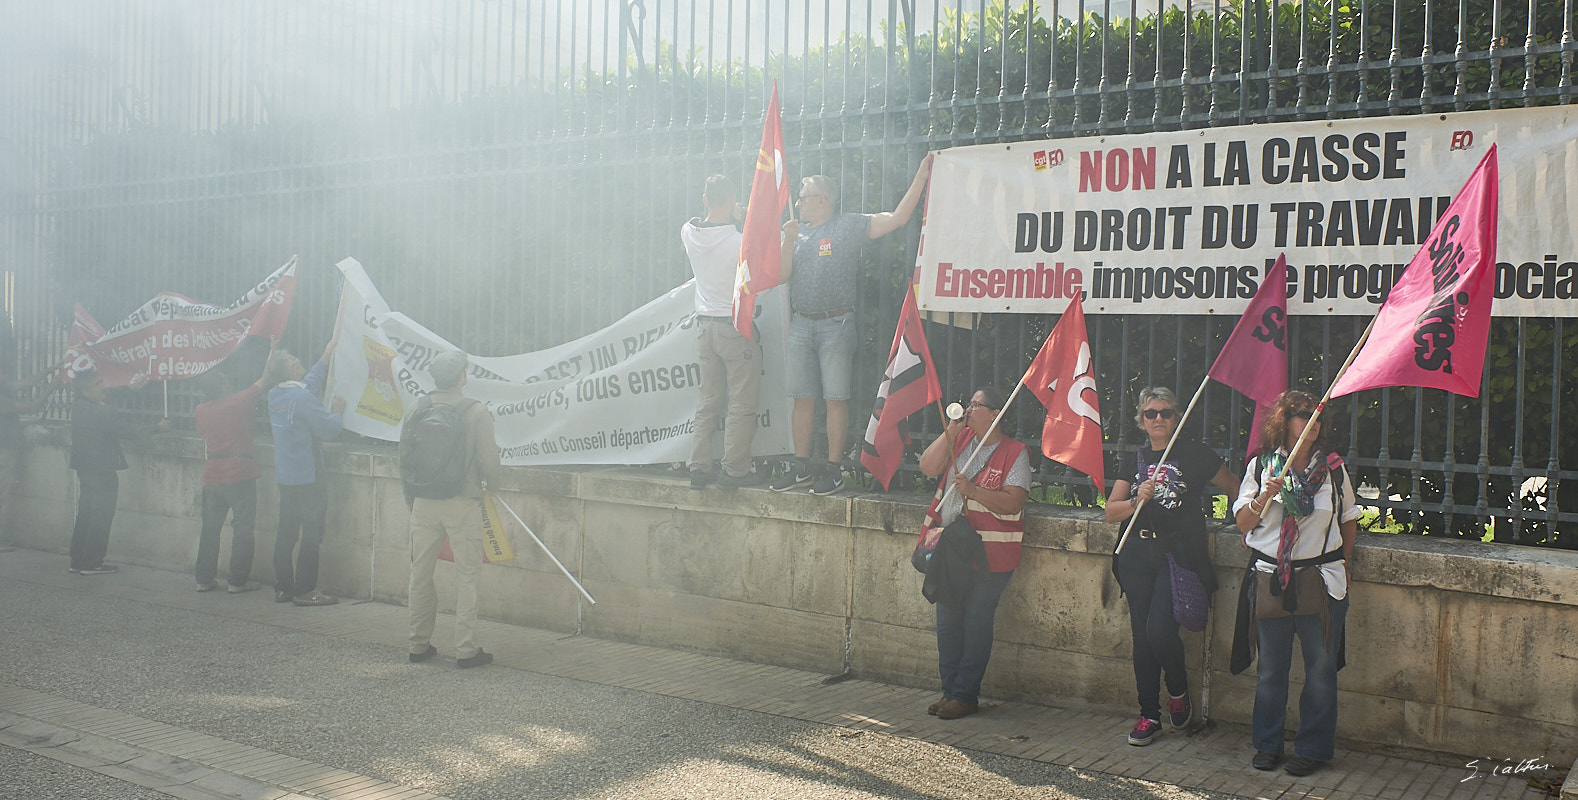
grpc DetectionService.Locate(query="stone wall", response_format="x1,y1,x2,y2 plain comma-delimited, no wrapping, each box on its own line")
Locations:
6,425,1574,764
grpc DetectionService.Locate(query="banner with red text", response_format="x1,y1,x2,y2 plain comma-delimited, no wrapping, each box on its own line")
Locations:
918,106,1574,316
326,258,793,466
70,257,298,387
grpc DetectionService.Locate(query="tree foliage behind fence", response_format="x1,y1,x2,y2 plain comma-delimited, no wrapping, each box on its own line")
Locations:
2,1,1575,546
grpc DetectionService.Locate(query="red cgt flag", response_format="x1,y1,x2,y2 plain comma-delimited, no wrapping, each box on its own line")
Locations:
732,82,791,340
860,284,942,490
1208,254,1290,457
1023,296,1105,492
1331,145,1499,398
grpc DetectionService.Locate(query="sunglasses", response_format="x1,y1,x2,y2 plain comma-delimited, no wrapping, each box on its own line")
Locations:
1142,408,1178,420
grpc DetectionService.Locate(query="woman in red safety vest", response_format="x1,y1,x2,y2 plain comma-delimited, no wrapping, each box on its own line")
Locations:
915,386,1031,721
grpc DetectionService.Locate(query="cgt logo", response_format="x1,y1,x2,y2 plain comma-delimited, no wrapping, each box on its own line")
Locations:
1032,149,1065,171
1450,130,1474,150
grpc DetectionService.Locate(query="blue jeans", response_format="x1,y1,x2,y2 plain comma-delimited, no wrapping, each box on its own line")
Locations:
1117,537,1188,721
786,312,857,400
935,569,1013,706
1253,594,1349,761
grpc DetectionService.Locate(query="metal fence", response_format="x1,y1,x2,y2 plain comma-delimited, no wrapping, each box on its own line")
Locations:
1,1,1575,545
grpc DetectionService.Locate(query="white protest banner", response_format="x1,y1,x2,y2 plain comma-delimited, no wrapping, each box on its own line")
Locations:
918,106,1578,316
70,257,300,387
327,258,793,466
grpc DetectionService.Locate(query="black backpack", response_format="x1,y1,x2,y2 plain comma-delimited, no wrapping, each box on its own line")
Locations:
401,395,479,499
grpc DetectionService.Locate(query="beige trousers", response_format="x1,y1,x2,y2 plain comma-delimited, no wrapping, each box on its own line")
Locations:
689,321,762,477
408,495,484,659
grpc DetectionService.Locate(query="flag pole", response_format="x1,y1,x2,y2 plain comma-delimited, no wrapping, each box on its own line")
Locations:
1255,314,1378,519
937,378,1030,508
1114,371,1211,555
490,492,598,605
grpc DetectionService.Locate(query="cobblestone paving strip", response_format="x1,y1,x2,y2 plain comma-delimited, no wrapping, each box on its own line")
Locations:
0,686,450,800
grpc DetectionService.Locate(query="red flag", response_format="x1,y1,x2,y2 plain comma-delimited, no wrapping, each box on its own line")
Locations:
860,286,943,490
1023,297,1105,491
1331,146,1499,398
60,303,107,382
79,257,300,388
732,82,791,340
1208,254,1290,456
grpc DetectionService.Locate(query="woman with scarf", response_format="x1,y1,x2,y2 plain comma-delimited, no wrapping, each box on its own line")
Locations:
1106,386,1239,747
915,386,1031,721
1231,390,1359,778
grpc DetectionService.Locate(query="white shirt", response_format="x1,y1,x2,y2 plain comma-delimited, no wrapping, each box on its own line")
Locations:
1234,452,1360,600
680,218,742,317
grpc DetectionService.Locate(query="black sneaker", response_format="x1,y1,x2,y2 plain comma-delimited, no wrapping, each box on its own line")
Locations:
809,468,844,496
457,650,493,668
715,471,763,491
274,590,294,603
769,464,815,492
79,564,119,575
689,470,712,490
409,644,438,663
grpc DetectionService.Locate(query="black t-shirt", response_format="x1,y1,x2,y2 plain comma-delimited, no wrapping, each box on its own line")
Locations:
1127,439,1224,537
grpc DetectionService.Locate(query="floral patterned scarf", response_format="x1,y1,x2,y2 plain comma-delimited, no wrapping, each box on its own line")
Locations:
1262,450,1340,588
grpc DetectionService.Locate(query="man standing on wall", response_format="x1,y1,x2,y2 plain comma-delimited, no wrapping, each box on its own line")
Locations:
67,368,171,574
682,174,762,490
769,154,933,497
193,337,281,593
401,350,500,668
267,337,344,606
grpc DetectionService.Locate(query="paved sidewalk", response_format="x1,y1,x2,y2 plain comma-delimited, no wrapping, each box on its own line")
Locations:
0,548,1559,800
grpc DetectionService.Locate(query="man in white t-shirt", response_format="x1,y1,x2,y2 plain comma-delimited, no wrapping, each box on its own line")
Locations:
680,175,761,489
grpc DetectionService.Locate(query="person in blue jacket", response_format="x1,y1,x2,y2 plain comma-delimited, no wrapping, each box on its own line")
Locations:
266,336,344,606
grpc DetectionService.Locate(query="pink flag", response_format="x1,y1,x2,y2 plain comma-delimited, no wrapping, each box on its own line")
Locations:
1331,146,1499,398
1208,254,1290,456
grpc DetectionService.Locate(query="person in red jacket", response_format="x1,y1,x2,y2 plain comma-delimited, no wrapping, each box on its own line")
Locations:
915,386,1031,720
193,338,282,593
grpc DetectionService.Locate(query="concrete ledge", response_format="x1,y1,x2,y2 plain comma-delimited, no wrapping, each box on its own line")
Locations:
6,424,1576,766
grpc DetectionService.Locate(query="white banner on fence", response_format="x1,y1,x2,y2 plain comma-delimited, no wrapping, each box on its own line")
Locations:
918,106,1578,316
326,258,793,465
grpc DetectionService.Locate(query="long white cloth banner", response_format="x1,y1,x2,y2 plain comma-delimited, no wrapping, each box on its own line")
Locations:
918,106,1578,316
327,258,793,465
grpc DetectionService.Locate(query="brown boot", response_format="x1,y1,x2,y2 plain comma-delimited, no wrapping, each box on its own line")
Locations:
936,699,979,720
927,696,948,716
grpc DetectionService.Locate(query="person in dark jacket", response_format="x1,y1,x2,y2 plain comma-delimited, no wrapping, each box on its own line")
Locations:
68,368,170,574
914,386,1031,720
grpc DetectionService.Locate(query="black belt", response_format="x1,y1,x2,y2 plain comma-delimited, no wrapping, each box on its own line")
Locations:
206,452,254,461
1251,549,1344,568
696,315,732,323
796,308,853,320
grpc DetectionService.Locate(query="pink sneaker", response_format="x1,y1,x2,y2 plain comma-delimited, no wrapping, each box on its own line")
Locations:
1127,716,1161,746
1167,693,1192,728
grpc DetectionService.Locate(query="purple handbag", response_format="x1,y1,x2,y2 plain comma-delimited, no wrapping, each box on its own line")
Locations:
1167,553,1208,632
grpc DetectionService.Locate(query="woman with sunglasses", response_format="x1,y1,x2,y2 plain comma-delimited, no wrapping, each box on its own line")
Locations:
1230,390,1358,778
915,386,1031,720
1106,387,1238,746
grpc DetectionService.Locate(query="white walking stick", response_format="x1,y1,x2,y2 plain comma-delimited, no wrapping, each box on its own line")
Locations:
488,491,597,605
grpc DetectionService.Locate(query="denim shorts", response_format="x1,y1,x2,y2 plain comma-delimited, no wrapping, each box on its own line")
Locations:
786,311,857,400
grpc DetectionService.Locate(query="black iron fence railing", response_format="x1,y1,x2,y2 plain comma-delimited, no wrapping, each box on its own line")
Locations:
1,1,1574,546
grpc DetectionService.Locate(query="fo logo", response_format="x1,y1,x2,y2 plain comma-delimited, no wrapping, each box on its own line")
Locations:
1032,149,1065,171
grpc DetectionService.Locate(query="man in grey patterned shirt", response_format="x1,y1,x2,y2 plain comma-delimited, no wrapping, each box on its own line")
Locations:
769,154,933,496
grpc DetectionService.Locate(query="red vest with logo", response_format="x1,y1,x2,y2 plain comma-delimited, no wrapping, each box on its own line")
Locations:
920,429,1028,573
